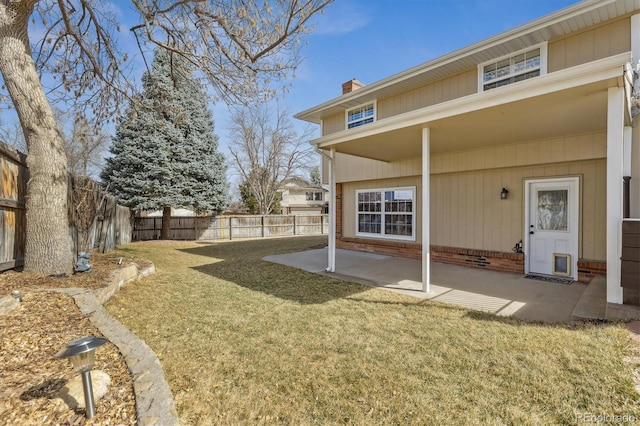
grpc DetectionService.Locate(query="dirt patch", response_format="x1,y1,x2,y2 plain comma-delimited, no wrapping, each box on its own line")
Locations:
0,253,143,424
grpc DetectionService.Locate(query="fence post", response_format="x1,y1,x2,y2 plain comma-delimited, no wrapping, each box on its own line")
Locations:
229,216,233,240
293,215,296,235
321,214,324,235
261,215,265,238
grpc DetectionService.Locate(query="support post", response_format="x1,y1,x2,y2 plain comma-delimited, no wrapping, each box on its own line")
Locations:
422,128,431,293
607,87,625,304
624,126,633,219
328,149,336,272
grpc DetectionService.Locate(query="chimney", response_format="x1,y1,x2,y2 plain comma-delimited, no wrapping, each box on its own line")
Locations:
342,79,365,95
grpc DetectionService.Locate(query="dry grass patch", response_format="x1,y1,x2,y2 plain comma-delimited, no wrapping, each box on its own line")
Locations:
106,236,640,425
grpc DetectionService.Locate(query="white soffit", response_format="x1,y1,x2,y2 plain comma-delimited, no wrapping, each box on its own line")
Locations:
296,0,640,123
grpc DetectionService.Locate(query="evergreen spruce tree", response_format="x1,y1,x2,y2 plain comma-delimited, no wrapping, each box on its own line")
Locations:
102,48,229,238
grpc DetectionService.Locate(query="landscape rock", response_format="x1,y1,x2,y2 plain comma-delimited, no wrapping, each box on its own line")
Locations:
56,370,111,410
0,295,20,315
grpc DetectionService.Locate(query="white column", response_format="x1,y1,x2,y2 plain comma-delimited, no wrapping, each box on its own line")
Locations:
328,148,336,272
624,127,633,219
607,87,624,304
632,14,640,65
422,128,431,293
624,127,633,177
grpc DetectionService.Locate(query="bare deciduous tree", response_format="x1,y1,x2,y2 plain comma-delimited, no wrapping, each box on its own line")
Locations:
0,118,26,152
63,114,110,178
0,0,332,274
228,102,315,215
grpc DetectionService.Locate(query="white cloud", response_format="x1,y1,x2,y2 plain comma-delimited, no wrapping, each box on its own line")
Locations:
312,2,370,36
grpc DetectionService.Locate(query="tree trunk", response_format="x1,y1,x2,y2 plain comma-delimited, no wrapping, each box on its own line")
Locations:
161,206,171,240
0,2,74,275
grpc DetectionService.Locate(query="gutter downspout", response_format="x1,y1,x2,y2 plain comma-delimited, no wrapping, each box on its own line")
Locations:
316,148,336,272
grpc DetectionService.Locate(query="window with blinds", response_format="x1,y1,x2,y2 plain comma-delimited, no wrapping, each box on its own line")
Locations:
479,43,547,91
356,187,415,240
347,102,375,129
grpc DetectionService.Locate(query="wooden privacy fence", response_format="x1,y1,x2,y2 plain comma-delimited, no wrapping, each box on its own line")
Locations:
133,214,329,241
0,140,132,272
68,174,132,256
0,141,27,271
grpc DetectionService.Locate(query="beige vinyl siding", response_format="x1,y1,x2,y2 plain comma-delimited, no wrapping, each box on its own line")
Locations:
322,112,346,136
429,159,606,260
339,132,607,260
342,159,605,261
377,69,478,120
319,17,629,137
334,154,421,183
548,17,630,72
432,132,606,174
335,132,606,183
321,70,477,136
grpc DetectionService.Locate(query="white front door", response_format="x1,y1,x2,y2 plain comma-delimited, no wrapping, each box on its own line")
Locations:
525,177,579,280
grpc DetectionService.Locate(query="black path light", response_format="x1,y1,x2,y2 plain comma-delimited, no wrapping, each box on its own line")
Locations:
55,336,108,419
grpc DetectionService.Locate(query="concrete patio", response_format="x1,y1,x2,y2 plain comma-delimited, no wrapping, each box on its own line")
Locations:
264,247,607,323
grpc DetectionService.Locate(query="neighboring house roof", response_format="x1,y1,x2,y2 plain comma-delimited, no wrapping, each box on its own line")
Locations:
279,177,327,192
295,0,636,124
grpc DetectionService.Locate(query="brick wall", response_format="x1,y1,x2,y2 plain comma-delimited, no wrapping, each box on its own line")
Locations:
336,236,605,282
338,237,422,259
577,259,606,282
431,246,524,274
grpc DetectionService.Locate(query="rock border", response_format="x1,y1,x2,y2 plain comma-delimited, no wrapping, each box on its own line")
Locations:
57,262,179,426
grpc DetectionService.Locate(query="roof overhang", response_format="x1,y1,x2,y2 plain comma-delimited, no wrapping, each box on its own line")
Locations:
310,53,630,162
295,0,638,125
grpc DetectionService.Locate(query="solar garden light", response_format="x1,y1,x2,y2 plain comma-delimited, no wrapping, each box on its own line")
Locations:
55,336,107,419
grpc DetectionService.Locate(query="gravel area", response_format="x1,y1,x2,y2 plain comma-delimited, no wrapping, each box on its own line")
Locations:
0,255,143,425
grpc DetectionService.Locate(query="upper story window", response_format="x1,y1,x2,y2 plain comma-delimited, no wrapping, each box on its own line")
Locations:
306,192,323,201
479,43,547,92
347,102,376,129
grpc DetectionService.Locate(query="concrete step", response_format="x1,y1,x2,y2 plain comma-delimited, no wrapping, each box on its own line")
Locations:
572,276,606,320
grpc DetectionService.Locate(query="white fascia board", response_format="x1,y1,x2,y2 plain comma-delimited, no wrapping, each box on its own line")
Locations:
312,52,630,149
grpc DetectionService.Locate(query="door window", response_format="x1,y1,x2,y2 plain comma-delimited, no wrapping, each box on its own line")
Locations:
536,190,568,231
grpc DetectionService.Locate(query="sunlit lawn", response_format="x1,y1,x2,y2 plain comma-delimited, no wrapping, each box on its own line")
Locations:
106,236,640,425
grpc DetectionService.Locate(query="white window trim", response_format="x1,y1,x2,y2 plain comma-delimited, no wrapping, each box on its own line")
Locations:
477,42,548,92
345,100,377,129
355,186,416,241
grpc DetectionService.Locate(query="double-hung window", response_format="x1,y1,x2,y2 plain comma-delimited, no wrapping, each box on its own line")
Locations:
479,43,547,91
306,192,323,201
347,102,376,129
356,187,415,240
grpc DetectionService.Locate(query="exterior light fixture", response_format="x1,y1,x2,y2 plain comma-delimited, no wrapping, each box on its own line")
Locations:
55,336,107,419
501,188,509,200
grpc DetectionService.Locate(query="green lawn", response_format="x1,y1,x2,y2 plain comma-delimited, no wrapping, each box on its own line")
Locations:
106,236,640,425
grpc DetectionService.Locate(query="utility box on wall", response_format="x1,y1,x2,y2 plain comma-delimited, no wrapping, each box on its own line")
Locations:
622,219,640,305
